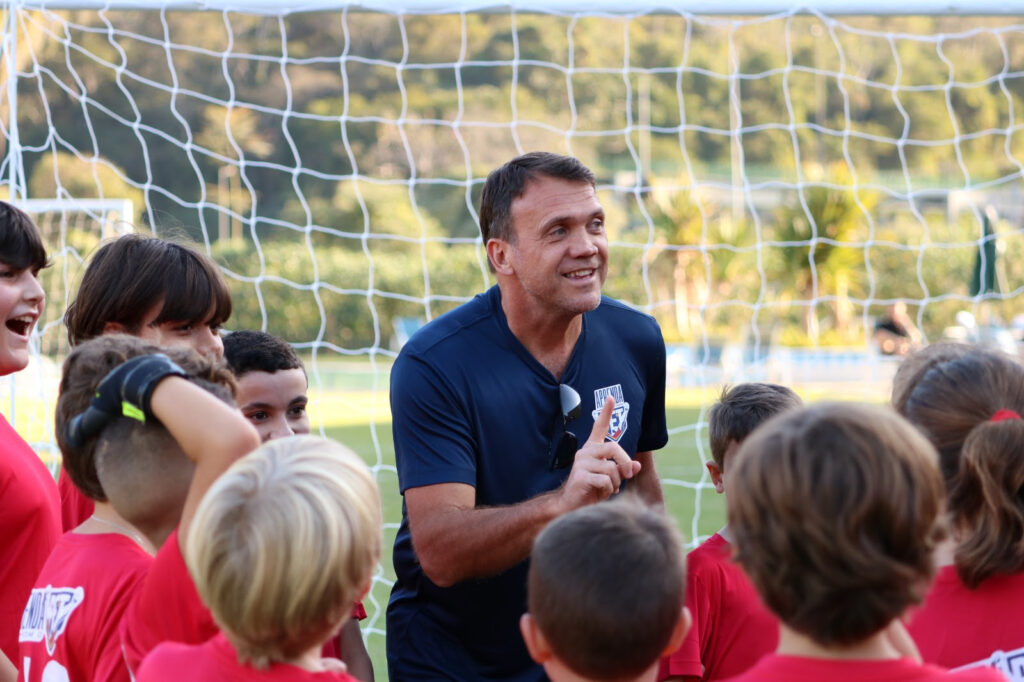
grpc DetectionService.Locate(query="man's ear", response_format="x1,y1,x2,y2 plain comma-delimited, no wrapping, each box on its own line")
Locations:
486,238,514,275
102,321,130,335
662,606,692,655
706,460,725,494
520,613,552,664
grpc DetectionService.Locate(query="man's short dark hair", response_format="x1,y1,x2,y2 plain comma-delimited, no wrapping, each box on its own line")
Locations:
222,330,304,378
479,152,596,244
0,201,48,272
528,497,685,680
64,234,232,346
708,383,802,468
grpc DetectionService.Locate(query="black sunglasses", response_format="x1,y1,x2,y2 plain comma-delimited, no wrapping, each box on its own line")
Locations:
551,384,582,470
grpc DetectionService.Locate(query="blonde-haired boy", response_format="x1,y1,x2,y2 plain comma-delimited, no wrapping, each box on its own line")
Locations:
137,436,381,680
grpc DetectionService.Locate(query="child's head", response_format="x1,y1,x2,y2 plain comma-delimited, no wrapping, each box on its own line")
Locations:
891,342,973,417
64,234,231,358
223,330,309,442
727,403,946,648
521,498,689,682
707,382,801,493
55,334,236,542
899,348,1024,483
0,202,48,376
185,435,381,668
946,410,1024,588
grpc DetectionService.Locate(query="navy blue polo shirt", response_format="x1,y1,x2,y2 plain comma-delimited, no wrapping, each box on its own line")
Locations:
387,285,668,682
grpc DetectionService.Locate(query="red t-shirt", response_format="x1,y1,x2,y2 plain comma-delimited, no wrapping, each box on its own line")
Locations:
908,564,1024,670
659,532,777,680
0,414,61,663
120,528,217,673
56,468,94,532
136,633,361,682
18,532,152,682
720,654,1007,682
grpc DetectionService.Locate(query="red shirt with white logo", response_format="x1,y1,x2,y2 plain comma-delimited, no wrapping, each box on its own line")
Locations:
137,633,361,682
0,414,61,663
18,532,151,682
659,532,778,681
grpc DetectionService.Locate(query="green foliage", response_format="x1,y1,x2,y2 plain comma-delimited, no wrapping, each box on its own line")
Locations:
16,11,1024,349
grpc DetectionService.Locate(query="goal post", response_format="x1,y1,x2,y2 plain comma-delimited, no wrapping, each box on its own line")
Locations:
5,2,1024,671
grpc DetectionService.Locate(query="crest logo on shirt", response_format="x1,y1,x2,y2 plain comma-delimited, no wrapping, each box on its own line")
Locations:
19,585,84,655
592,384,629,442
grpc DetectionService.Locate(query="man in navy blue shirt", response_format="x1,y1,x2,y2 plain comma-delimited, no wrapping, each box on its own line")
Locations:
387,152,669,681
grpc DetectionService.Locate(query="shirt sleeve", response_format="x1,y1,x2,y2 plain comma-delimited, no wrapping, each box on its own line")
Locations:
391,351,478,492
120,529,217,673
638,315,669,453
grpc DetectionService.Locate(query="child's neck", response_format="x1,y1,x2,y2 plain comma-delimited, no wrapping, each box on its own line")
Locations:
284,646,325,673
542,658,659,682
77,501,156,555
717,524,733,543
776,624,901,661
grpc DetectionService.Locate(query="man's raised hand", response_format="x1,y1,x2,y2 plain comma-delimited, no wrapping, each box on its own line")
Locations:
557,396,640,513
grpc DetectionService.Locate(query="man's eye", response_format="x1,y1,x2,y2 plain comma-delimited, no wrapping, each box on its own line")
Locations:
246,411,269,422
288,405,307,417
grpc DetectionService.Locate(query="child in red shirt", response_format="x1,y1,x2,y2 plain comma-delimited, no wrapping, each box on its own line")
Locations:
520,497,690,682
223,330,372,681
137,435,381,681
660,383,801,681
0,203,60,680
18,335,254,682
720,403,1002,682
897,347,1024,674
57,233,234,531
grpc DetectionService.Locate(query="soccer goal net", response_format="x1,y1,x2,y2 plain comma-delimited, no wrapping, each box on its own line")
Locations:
6,0,1024,665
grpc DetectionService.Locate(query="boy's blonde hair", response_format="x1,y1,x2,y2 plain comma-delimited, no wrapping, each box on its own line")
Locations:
185,435,381,667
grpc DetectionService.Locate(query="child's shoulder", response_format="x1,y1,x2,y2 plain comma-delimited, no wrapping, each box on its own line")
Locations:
687,532,734,572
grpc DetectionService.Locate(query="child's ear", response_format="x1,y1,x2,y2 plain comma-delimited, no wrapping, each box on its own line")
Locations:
662,606,692,655
103,321,130,335
519,613,552,664
706,461,725,494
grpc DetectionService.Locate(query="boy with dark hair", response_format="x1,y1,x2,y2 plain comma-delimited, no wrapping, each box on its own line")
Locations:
721,403,1003,682
660,383,801,681
223,330,309,442
520,497,690,682
0,201,59,681
18,335,256,682
222,330,373,681
58,233,234,531
64,233,231,355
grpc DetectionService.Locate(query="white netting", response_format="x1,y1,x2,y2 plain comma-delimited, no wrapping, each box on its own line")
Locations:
7,4,1024,671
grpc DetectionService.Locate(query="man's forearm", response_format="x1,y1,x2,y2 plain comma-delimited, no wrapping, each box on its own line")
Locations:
632,450,664,506
410,486,564,587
